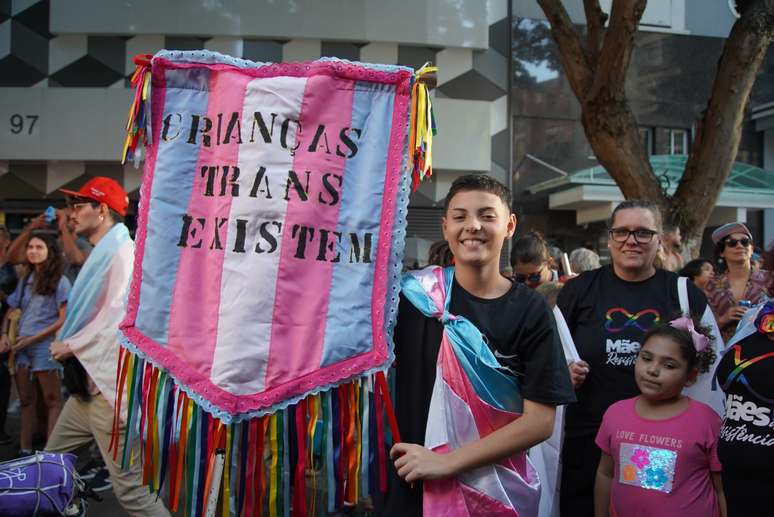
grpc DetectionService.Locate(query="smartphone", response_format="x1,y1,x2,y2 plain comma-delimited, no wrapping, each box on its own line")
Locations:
738,300,752,308
44,206,56,224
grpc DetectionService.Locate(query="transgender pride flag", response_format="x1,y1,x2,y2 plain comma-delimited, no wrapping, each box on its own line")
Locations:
401,267,541,516
120,51,413,421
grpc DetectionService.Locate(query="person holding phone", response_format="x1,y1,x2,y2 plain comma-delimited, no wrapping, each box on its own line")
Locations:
703,223,771,342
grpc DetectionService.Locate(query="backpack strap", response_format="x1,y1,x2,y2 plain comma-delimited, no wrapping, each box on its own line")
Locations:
677,276,690,317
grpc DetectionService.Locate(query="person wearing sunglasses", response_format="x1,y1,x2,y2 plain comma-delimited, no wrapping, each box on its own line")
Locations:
704,222,772,342
510,231,559,288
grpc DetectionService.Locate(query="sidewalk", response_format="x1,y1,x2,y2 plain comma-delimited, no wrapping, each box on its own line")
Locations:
0,401,179,517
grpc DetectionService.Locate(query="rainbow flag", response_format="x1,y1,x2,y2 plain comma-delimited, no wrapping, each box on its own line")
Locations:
114,50,416,516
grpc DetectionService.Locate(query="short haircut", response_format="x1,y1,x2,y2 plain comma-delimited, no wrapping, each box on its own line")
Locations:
569,247,601,273
511,230,550,267
443,174,512,214
108,208,125,225
427,239,453,267
70,197,124,225
610,199,663,232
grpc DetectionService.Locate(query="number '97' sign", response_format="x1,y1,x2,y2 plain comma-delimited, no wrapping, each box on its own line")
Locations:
9,114,39,135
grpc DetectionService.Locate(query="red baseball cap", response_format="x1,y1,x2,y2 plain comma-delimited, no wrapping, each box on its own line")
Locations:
60,177,129,217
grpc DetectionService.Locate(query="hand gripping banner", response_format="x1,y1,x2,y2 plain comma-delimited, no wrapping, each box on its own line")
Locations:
112,51,434,516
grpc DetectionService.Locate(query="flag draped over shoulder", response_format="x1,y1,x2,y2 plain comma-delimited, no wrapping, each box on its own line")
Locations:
113,50,419,516
401,266,540,516
60,223,133,408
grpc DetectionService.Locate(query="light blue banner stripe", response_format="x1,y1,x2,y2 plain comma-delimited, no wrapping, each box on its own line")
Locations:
319,82,395,367
134,68,210,345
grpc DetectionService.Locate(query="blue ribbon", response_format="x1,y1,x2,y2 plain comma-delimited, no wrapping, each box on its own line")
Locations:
401,267,523,413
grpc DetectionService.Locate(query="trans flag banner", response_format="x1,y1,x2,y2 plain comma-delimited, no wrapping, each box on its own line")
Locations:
112,50,426,516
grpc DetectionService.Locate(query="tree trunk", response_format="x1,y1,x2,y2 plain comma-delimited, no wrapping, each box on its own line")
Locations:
581,90,665,203
537,0,774,256
672,0,774,255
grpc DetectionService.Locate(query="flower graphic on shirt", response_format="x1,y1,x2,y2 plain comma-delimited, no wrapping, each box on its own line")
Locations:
622,464,637,482
643,466,669,489
630,448,650,469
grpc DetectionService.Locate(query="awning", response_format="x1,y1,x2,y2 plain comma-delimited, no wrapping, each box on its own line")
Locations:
527,155,774,224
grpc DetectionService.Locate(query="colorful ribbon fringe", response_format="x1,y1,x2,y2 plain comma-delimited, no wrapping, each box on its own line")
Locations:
408,63,438,191
111,346,400,516
121,54,153,165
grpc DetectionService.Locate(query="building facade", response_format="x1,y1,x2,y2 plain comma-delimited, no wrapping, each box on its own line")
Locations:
1,0,772,263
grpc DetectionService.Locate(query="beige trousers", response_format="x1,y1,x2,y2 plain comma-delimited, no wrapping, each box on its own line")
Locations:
46,394,170,517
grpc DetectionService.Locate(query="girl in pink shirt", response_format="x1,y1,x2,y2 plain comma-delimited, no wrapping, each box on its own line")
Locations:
594,318,727,517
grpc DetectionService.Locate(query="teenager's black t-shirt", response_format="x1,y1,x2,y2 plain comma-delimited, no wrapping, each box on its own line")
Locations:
383,275,575,516
556,266,708,438
716,331,774,472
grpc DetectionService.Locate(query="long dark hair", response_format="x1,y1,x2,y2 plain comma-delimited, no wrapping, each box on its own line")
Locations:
25,232,64,296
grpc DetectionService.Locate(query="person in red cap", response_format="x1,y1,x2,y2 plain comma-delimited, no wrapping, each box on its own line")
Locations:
43,177,169,516
0,178,126,281
59,176,129,221
704,222,772,342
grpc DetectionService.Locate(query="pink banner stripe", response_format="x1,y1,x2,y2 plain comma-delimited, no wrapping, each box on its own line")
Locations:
264,75,356,389
166,69,253,378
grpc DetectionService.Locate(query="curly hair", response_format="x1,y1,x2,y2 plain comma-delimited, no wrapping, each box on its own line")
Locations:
641,318,716,373
25,232,64,296
678,258,713,281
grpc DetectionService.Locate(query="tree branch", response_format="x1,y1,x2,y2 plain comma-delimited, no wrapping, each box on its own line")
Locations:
536,0,593,98
585,0,647,103
583,0,608,68
674,0,774,240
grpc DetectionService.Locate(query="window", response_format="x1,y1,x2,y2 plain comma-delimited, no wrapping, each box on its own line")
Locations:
639,127,653,156
670,128,688,155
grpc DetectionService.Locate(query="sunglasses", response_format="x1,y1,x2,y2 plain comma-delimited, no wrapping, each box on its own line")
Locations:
723,237,751,248
514,265,545,284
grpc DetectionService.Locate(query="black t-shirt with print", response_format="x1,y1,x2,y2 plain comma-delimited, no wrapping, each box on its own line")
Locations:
557,266,707,438
382,275,575,516
716,331,774,472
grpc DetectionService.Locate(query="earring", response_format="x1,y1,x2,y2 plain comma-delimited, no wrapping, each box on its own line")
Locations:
99,215,104,222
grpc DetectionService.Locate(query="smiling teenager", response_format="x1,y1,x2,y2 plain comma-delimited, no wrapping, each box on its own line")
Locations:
556,200,720,517
382,174,575,516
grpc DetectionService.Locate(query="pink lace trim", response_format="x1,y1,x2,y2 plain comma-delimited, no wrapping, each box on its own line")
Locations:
155,57,412,90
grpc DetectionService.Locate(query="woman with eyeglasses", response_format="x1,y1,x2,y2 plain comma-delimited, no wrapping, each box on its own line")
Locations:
510,231,559,288
703,223,771,343
555,200,723,517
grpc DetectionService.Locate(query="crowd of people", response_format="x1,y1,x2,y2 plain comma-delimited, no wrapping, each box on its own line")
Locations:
0,173,772,516
394,178,771,517
0,177,170,515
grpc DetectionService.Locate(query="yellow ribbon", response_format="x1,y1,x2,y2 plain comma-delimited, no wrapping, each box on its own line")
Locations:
222,424,232,517
269,414,279,517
